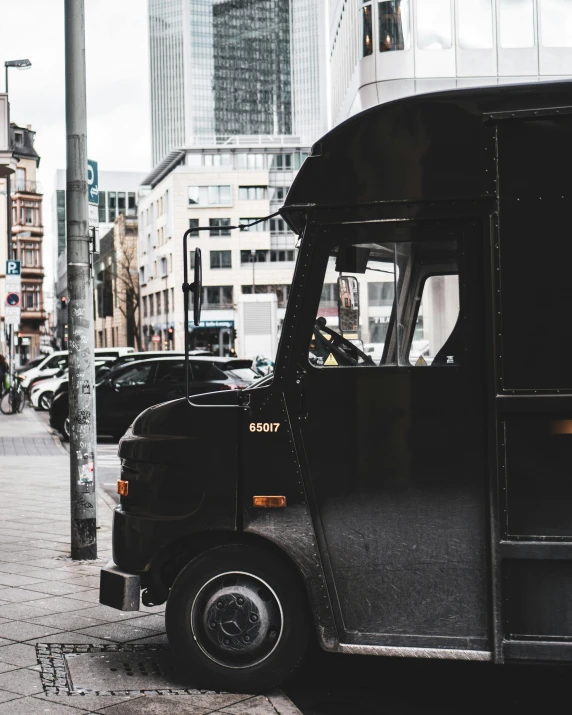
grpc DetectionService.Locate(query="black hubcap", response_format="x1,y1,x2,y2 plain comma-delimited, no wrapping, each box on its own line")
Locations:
191,571,282,668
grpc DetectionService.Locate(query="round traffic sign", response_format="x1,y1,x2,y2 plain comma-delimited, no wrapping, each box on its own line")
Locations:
6,293,20,307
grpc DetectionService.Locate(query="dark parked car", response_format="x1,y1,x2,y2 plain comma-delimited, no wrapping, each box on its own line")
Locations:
49,356,259,441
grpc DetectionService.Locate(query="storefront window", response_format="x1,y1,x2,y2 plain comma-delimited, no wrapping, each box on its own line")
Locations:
362,3,373,56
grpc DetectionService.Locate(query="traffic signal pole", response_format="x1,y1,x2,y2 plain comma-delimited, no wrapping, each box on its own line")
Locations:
65,0,97,560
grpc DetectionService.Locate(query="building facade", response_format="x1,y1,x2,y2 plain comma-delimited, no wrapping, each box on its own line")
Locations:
94,213,140,350
53,170,147,350
8,123,45,363
137,140,309,356
149,0,325,166
0,94,18,359
330,0,572,126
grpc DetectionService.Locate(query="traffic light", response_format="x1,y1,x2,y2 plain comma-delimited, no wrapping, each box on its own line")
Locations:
167,327,174,342
233,328,237,339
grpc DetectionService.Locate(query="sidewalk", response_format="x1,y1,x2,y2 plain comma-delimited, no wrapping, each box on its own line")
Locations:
0,409,301,714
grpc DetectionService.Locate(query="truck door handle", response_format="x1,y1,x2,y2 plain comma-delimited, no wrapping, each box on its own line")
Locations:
296,369,307,421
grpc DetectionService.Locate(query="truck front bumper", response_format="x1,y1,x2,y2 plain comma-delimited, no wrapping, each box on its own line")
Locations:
99,560,141,611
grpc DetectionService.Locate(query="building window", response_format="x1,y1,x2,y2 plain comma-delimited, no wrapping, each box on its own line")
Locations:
239,218,267,232
362,3,373,56
188,185,232,206
108,192,117,222
98,191,107,223
142,296,148,318
271,154,292,170
204,153,232,166
242,284,290,308
457,0,493,49
417,0,452,50
241,250,268,264
118,192,126,215
269,187,288,201
149,294,154,316
156,291,162,315
368,281,395,306
378,0,411,52
238,186,267,200
271,250,295,262
210,250,232,269
499,0,535,48
15,167,26,191
14,131,23,145
127,192,137,216
240,249,294,264
189,218,200,236
209,218,231,236
270,217,290,233
204,286,233,308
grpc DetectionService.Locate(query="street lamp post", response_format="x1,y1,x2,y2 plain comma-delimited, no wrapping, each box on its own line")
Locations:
4,59,31,375
4,59,32,94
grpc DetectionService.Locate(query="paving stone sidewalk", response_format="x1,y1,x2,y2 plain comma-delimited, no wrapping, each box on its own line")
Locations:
0,409,301,714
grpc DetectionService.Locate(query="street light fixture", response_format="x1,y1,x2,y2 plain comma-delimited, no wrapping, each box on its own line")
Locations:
4,59,32,93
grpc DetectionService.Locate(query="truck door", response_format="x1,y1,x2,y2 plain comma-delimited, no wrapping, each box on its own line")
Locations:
290,222,490,652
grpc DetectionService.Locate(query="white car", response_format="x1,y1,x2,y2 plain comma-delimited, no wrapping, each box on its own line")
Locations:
30,370,68,411
19,347,135,390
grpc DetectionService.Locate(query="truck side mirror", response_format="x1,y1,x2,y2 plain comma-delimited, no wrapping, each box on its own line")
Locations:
338,275,360,335
191,247,202,327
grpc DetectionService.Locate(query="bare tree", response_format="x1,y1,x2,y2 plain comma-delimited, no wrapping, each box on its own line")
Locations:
114,217,141,350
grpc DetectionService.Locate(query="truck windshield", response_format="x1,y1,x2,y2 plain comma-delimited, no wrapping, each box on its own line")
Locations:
309,239,460,367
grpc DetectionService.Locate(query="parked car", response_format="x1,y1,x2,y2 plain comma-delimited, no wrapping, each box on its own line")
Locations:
30,369,68,411
50,356,259,441
19,347,135,392
31,358,116,411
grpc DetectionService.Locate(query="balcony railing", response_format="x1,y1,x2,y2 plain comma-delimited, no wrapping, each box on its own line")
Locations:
12,180,42,194
187,135,302,147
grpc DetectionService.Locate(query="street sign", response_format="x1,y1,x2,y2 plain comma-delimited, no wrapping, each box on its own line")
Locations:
87,159,98,206
6,293,20,307
5,306,20,326
152,335,160,343
6,259,21,276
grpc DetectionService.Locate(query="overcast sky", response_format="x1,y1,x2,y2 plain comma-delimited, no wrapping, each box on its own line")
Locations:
0,0,151,295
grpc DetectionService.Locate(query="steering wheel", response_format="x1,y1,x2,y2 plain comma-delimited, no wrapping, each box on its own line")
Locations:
313,317,374,366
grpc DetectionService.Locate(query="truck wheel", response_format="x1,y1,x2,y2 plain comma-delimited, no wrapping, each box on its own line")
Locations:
165,543,309,693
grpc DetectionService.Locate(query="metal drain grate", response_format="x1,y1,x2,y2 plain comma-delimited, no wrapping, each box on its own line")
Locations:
67,651,184,692
34,643,302,714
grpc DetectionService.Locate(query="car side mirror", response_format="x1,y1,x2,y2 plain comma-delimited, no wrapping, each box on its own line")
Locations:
338,275,360,335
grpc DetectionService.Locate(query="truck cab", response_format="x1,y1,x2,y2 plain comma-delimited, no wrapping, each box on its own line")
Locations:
101,81,572,691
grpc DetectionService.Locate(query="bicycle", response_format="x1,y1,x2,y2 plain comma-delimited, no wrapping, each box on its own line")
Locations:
0,377,26,415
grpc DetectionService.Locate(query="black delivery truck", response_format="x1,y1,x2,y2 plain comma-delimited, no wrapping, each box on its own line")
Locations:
101,81,572,691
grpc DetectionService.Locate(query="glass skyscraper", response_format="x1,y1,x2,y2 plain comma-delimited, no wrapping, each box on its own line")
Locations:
149,0,302,166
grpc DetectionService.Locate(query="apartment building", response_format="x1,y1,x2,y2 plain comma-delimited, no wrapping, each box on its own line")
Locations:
138,140,309,356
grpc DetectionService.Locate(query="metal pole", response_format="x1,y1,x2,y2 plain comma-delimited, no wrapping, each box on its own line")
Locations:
251,249,256,293
5,171,12,379
165,275,169,351
65,0,97,560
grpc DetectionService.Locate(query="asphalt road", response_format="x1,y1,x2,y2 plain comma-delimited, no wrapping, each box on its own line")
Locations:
36,410,572,714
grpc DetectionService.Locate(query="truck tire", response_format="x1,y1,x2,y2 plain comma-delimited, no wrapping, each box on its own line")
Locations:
165,543,309,693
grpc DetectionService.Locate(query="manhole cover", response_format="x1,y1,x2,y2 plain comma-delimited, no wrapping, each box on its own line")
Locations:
67,650,188,691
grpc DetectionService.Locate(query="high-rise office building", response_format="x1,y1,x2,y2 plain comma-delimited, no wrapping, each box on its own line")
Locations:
149,0,326,166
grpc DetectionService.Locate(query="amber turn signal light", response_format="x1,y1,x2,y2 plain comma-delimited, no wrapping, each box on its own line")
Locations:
117,479,129,497
253,495,286,508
